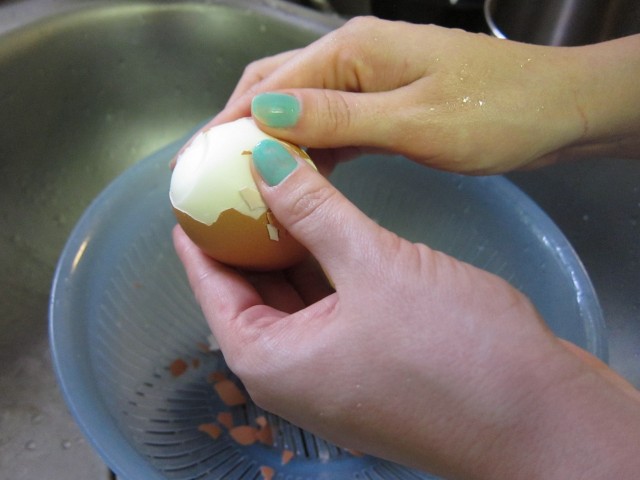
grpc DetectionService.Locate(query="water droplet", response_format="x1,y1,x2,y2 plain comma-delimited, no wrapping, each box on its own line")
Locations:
582,214,590,222
61,439,72,450
25,440,36,451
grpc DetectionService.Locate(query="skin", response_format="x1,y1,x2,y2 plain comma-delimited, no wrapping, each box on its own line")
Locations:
212,18,640,173
173,18,640,480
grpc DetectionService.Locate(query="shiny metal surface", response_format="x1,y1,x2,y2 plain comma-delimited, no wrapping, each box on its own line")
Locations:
0,1,340,478
484,0,640,46
1,0,639,478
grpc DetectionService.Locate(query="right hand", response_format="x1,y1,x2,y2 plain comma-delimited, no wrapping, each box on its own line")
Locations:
210,18,640,174
173,139,640,480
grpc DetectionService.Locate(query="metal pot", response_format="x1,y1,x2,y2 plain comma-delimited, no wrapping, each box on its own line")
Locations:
484,0,640,45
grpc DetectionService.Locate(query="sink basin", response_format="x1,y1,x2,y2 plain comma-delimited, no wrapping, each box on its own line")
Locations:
2,0,639,478
0,1,340,477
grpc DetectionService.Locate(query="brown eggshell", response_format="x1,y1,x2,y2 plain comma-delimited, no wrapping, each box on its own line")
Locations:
175,205,309,271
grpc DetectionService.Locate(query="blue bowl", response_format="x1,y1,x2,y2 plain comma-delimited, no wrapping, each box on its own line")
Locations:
50,140,606,480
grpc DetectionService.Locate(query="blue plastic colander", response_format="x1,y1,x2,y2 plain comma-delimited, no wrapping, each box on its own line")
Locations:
50,139,606,480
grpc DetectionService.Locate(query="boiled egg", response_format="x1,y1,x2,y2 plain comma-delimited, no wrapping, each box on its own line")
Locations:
170,117,313,271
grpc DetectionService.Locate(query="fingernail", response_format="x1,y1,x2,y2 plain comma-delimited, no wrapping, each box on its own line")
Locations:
252,93,300,128
252,139,298,186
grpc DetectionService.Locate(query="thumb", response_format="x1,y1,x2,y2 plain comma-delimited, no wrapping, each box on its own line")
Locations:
250,90,407,151
251,138,382,283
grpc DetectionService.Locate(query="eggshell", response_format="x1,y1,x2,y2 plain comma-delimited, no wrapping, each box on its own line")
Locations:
197,423,222,440
213,379,247,407
170,118,313,271
229,425,258,446
174,207,309,271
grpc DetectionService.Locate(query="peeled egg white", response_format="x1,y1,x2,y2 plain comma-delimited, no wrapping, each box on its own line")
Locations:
170,117,312,271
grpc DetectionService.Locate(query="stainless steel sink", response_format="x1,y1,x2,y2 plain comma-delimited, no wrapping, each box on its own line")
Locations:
0,1,340,477
1,1,639,479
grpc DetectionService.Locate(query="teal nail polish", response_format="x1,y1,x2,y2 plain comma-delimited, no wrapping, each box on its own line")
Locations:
253,139,298,186
252,93,300,128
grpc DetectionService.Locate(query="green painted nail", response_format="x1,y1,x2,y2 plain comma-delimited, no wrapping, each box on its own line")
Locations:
252,139,298,186
252,93,300,128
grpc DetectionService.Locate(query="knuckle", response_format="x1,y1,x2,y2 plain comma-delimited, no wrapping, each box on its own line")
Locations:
316,90,353,137
325,17,379,91
334,45,366,89
286,181,338,235
241,59,264,79
241,53,279,83
342,15,379,34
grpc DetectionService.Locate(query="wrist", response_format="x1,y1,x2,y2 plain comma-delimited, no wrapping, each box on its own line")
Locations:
470,340,640,480
564,34,640,159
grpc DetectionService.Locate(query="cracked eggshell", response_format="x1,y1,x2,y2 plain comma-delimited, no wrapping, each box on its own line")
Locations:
170,117,312,271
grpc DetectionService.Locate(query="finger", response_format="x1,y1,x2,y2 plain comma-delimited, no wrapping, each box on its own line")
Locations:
172,225,271,341
250,87,421,153
215,17,430,129
285,255,335,305
226,49,302,107
213,48,314,127
250,138,386,285
301,146,367,177
244,270,306,314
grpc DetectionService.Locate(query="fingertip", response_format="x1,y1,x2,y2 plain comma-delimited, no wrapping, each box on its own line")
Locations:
251,92,301,129
214,93,253,126
249,88,391,153
172,223,266,328
172,223,188,251
250,144,379,284
252,138,302,187
172,223,210,273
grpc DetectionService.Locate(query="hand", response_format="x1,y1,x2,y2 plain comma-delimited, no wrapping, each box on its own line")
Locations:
207,18,640,174
173,141,640,479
